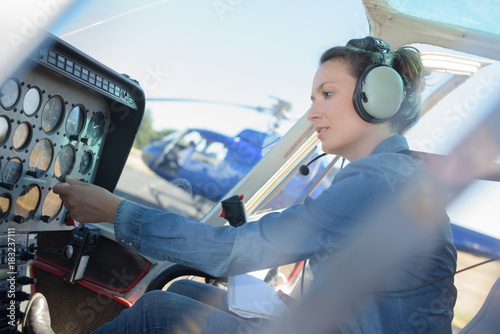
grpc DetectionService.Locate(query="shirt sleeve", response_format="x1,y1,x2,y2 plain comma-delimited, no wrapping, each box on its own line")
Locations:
114,155,402,277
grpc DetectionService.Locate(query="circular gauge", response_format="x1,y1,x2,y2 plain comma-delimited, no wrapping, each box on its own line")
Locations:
2,158,22,185
66,105,86,138
28,139,53,177
80,151,94,174
41,189,63,220
23,87,42,116
0,116,10,145
0,194,11,220
13,122,32,151
14,184,41,220
84,112,105,146
41,96,64,133
54,145,75,178
0,78,21,110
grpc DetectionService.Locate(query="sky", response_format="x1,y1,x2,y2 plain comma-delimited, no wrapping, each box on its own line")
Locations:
1,0,498,238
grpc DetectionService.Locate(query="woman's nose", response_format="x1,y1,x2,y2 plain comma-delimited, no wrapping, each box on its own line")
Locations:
307,102,321,121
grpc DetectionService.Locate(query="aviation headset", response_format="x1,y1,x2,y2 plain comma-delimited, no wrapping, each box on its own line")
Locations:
350,37,405,123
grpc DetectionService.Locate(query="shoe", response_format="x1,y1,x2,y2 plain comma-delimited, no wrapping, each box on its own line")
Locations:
22,293,55,334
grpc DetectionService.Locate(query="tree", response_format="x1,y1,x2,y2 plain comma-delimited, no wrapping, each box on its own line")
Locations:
133,109,174,149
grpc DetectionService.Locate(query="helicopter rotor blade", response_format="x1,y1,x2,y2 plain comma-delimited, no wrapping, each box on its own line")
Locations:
146,97,271,113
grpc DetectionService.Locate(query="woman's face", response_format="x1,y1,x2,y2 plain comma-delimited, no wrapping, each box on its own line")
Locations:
308,59,389,160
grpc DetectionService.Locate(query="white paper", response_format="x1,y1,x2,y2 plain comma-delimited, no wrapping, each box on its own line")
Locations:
227,273,288,319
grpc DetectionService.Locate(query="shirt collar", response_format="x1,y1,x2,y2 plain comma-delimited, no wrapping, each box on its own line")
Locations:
369,135,409,156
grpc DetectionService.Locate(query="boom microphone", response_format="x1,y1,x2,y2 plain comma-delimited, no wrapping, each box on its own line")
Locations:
299,153,328,176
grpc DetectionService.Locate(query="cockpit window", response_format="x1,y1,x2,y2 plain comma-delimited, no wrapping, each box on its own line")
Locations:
191,140,228,167
389,0,500,35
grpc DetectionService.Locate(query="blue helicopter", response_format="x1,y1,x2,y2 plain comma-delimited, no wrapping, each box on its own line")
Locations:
141,127,281,202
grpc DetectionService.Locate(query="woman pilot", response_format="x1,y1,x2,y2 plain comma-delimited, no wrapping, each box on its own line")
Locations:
45,36,457,334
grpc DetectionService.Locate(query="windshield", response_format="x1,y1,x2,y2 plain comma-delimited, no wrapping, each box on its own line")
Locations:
389,0,500,35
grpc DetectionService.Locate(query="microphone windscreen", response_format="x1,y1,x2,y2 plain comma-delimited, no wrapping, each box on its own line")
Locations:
299,165,310,176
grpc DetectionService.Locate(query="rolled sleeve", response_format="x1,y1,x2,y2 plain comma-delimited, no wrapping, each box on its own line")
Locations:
114,200,144,250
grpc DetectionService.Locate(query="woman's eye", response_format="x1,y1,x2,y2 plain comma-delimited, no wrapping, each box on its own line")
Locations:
323,91,332,98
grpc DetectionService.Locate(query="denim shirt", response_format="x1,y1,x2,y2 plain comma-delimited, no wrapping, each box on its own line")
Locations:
114,135,457,333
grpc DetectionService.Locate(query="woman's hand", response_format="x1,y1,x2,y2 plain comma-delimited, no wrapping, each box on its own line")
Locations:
52,176,122,224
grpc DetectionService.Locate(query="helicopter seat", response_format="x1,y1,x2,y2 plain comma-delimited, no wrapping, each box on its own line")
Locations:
458,275,500,333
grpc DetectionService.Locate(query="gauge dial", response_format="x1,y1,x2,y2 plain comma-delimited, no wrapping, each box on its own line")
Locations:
84,112,105,146
23,87,42,116
80,151,93,174
66,105,86,137
0,194,11,220
41,189,63,219
0,116,10,145
54,145,75,177
2,158,22,184
13,122,32,151
0,78,20,110
42,96,64,133
28,139,53,177
14,184,41,219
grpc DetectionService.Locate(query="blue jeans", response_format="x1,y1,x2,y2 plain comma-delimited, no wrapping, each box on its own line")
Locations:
92,280,269,334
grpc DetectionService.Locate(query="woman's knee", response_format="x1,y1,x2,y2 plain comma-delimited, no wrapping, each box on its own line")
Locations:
133,290,174,311
168,280,226,308
168,279,203,295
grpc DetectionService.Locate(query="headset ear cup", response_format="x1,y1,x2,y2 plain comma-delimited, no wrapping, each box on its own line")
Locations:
353,64,404,123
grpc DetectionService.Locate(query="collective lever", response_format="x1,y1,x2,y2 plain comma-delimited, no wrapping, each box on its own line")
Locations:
28,244,74,259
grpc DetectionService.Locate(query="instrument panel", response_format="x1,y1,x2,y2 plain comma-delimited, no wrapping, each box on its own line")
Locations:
0,68,110,228
0,34,145,233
